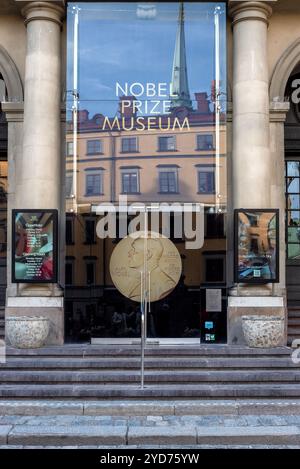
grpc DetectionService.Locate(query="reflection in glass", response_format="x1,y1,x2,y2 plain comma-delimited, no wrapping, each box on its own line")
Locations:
236,210,278,283
287,161,300,178
65,2,227,343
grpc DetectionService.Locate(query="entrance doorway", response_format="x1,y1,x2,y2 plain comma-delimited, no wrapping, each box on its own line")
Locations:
284,72,300,306
64,207,227,344
64,1,228,345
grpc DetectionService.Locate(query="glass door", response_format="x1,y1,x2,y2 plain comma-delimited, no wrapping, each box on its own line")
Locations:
64,1,228,344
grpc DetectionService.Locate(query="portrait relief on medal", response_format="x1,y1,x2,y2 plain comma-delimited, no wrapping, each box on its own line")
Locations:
109,231,182,302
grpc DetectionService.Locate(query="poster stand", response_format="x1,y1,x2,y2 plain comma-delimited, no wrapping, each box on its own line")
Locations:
12,210,58,284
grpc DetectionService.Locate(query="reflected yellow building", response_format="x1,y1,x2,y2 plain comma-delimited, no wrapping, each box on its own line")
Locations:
64,94,227,341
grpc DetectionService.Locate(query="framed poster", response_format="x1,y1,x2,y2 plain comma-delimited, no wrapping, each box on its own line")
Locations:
12,209,58,283
234,209,279,284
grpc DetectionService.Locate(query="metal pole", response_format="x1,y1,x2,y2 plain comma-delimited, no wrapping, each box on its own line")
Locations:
214,6,221,213
140,270,145,389
140,209,149,389
72,6,79,213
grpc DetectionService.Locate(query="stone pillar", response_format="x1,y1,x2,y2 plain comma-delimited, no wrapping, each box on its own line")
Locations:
230,0,273,209
228,1,286,345
5,2,65,345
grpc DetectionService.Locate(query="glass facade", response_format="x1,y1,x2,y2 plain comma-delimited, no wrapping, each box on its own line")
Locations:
286,161,300,259
65,1,227,343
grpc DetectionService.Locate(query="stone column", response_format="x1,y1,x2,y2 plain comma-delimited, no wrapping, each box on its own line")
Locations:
5,2,65,345
230,0,273,209
228,1,286,345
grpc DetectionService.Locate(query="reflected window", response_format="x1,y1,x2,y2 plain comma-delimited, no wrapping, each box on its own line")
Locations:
0,183,6,203
66,142,73,157
84,218,96,244
206,213,224,238
204,254,225,282
158,166,178,193
66,175,73,198
85,259,96,285
197,134,214,150
65,259,74,285
286,161,300,259
121,137,138,153
85,172,103,196
121,167,139,194
198,169,215,194
87,139,102,155
158,136,176,152
66,216,74,244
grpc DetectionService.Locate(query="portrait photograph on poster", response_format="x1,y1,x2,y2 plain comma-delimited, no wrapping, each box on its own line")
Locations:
234,209,279,284
12,209,58,283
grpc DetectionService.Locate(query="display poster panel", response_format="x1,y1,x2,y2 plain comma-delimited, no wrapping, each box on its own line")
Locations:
234,209,279,284
12,210,58,283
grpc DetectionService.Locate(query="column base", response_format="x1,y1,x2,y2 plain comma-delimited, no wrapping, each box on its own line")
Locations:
5,297,64,345
227,296,287,346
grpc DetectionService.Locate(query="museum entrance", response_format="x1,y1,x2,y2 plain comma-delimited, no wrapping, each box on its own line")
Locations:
64,1,228,344
64,206,227,344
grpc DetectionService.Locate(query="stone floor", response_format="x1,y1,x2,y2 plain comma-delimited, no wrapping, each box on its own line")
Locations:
0,400,300,448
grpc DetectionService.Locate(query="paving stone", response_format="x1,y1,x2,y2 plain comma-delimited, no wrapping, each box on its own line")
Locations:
187,415,224,426
0,426,12,445
8,425,127,446
175,401,238,415
238,400,300,415
196,425,300,445
258,416,289,426
128,425,197,445
222,417,249,427
0,401,83,416
22,415,115,426
243,415,262,426
0,416,29,425
84,401,173,416
281,415,300,425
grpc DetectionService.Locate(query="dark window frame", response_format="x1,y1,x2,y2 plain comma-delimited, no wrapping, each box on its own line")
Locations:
121,137,138,153
121,169,139,194
86,139,102,155
158,169,178,194
196,134,214,151
158,135,176,152
198,170,215,194
85,173,103,196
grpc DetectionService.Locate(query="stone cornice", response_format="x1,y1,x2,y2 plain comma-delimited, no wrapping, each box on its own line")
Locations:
224,101,289,123
269,101,290,122
1,102,67,122
229,1,275,26
21,1,65,27
1,102,24,122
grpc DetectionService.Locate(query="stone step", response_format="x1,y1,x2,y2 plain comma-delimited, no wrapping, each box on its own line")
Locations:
3,424,300,446
288,318,300,326
1,356,297,369
287,327,300,335
1,383,300,398
288,311,300,318
0,369,300,384
4,345,292,357
2,399,300,416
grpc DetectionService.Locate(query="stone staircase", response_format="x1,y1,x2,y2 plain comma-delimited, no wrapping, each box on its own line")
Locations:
0,344,299,399
288,307,300,346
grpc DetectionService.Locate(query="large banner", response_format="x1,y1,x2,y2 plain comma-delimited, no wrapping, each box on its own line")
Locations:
12,210,58,283
234,209,279,284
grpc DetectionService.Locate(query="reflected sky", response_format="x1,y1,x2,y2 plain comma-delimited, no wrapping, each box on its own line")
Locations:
66,2,227,117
